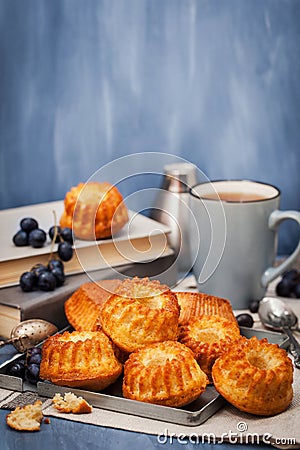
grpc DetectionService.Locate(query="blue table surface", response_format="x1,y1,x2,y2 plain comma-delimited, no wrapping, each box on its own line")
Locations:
0,345,19,366
0,407,272,450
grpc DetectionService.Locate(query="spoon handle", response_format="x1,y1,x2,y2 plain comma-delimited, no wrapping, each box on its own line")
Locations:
0,338,15,347
0,335,28,349
283,327,300,369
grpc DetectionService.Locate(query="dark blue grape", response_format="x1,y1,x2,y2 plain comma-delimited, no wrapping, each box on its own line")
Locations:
19,271,36,292
31,263,48,279
236,313,254,328
48,259,64,272
13,230,28,246
58,241,73,261
20,217,38,233
28,228,47,248
293,283,300,299
282,269,298,282
27,347,42,357
60,227,74,244
27,353,42,365
48,225,61,243
25,363,40,385
276,279,293,297
277,268,300,298
50,267,65,287
6,359,26,379
37,271,56,291
249,299,260,313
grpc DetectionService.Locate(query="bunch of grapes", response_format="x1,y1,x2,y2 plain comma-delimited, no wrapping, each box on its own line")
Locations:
20,259,66,292
6,347,42,385
275,269,300,298
13,216,75,292
13,218,46,248
13,217,74,260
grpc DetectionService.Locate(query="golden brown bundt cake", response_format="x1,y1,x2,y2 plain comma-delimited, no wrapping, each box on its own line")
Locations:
60,181,129,240
99,277,180,353
123,340,208,407
176,291,236,326
212,336,294,416
39,330,122,391
64,279,122,331
179,315,241,382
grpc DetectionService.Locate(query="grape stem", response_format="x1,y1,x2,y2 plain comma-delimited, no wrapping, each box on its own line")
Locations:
49,210,60,262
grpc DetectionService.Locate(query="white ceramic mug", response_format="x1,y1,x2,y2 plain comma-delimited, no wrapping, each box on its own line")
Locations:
189,180,300,309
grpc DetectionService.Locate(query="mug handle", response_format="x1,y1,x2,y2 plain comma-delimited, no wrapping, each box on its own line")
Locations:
261,210,300,288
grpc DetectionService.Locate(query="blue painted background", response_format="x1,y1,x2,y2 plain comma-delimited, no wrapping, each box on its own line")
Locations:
0,0,299,254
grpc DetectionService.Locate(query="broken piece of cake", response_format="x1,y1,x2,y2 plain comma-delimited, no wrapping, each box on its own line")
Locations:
6,400,43,431
52,392,92,414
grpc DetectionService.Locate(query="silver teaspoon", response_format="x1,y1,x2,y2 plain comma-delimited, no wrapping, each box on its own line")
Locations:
258,297,300,368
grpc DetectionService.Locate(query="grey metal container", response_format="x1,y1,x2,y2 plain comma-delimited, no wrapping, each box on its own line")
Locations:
150,162,197,272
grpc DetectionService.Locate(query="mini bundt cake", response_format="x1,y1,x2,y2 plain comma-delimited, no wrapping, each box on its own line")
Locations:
179,315,241,382
99,277,180,353
123,341,208,407
39,330,122,391
212,336,294,416
176,292,236,326
60,181,129,240
64,279,122,331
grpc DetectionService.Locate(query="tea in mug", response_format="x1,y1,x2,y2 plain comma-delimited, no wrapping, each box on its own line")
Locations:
201,191,268,202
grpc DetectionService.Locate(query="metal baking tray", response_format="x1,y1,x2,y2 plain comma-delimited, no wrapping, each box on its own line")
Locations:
37,379,225,426
0,327,290,426
240,326,289,349
37,327,290,426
